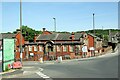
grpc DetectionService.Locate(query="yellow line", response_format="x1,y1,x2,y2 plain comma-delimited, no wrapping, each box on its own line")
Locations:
0,70,15,75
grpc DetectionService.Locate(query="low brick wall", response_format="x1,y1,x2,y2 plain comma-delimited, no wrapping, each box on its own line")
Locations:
103,46,112,53
70,53,75,59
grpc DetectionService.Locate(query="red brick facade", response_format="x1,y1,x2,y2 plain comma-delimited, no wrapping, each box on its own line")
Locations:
88,34,94,48
22,29,102,61
17,29,103,61
15,32,25,61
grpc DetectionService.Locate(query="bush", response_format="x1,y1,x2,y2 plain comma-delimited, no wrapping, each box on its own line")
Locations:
5,65,10,71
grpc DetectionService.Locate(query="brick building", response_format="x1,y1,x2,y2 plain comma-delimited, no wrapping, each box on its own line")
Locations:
24,28,103,61
15,31,25,61
0,32,25,61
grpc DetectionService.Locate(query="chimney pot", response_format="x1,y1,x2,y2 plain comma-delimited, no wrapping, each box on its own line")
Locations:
72,32,74,35
43,28,46,32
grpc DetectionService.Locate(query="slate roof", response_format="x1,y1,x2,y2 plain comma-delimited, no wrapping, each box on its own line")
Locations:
36,33,83,41
37,34,58,40
25,41,82,45
109,32,120,43
56,33,71,40
0,33,15,40
74,33,83,40
87,33,101,40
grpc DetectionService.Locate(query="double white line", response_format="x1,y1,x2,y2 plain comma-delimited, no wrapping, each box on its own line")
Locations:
36,68,52,79
36,71,50,79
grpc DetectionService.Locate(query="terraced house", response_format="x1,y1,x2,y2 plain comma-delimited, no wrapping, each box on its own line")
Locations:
24,28,103,61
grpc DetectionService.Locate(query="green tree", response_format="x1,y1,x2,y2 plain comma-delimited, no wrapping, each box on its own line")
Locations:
13,25,42,41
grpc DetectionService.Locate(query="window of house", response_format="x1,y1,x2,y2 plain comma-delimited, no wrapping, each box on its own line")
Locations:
39,45,43,52
57,45,61,52
53,45,56,52
76,45,81,51
69,45,74,52
29,46,32,51
63,45,68,52
34,45,38,51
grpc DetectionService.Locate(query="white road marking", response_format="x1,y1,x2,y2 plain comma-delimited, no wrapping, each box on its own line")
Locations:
45,62,54,64
23,70,38,74
22,66,34,68
36,71,50,79
39,68,43,71
23,71,33,74
35,63,38,64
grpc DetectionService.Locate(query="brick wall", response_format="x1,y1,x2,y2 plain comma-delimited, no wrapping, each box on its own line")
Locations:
88,34,94,48
15,32,25,61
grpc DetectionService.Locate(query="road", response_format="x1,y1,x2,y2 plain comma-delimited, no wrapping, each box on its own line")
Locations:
0,61,2,72
1,49,119,79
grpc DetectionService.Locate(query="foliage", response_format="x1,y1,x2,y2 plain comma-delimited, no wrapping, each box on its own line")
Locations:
13,25,42,41
77,29,120,41
5,65,9,71
12,26,120,42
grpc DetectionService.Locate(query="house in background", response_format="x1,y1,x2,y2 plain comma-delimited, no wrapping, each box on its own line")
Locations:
88,33,103,53
0,32,25,61
108,30,119,52
24,28,103,61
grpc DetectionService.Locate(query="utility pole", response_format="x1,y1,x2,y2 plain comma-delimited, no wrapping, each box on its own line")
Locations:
20,0,22,63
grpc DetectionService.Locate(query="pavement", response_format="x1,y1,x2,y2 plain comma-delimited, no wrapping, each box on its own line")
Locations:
0,48,119,79
43,48,118,63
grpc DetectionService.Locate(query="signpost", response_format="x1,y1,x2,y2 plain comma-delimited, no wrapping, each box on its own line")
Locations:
2,39,15,71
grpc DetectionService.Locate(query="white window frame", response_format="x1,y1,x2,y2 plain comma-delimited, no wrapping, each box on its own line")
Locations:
53,45,56,52
29,46,32,51
39,45,43,52
57,45,61,52
69,45,74,52
76,45,80,51
63,45,67,52
34,45,38,51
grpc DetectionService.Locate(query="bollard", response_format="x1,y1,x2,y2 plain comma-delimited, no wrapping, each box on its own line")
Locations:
57,56,62,63
60,56,62,62
39,58,43,63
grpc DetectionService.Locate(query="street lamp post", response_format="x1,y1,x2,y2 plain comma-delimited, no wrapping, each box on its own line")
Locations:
93,13,96,56
53,18,57,60
53,18,56,32
102,26,104,41
20,0,22,63
93,13,95,37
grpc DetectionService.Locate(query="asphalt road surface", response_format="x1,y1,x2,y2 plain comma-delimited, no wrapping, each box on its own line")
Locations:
1,49,119,79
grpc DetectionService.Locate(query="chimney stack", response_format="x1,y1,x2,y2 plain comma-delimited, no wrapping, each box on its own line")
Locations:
43,28,46,32
71,32,75,41
34,34,37,42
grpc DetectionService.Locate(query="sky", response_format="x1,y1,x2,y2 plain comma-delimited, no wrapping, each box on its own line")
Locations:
1,1,118,33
